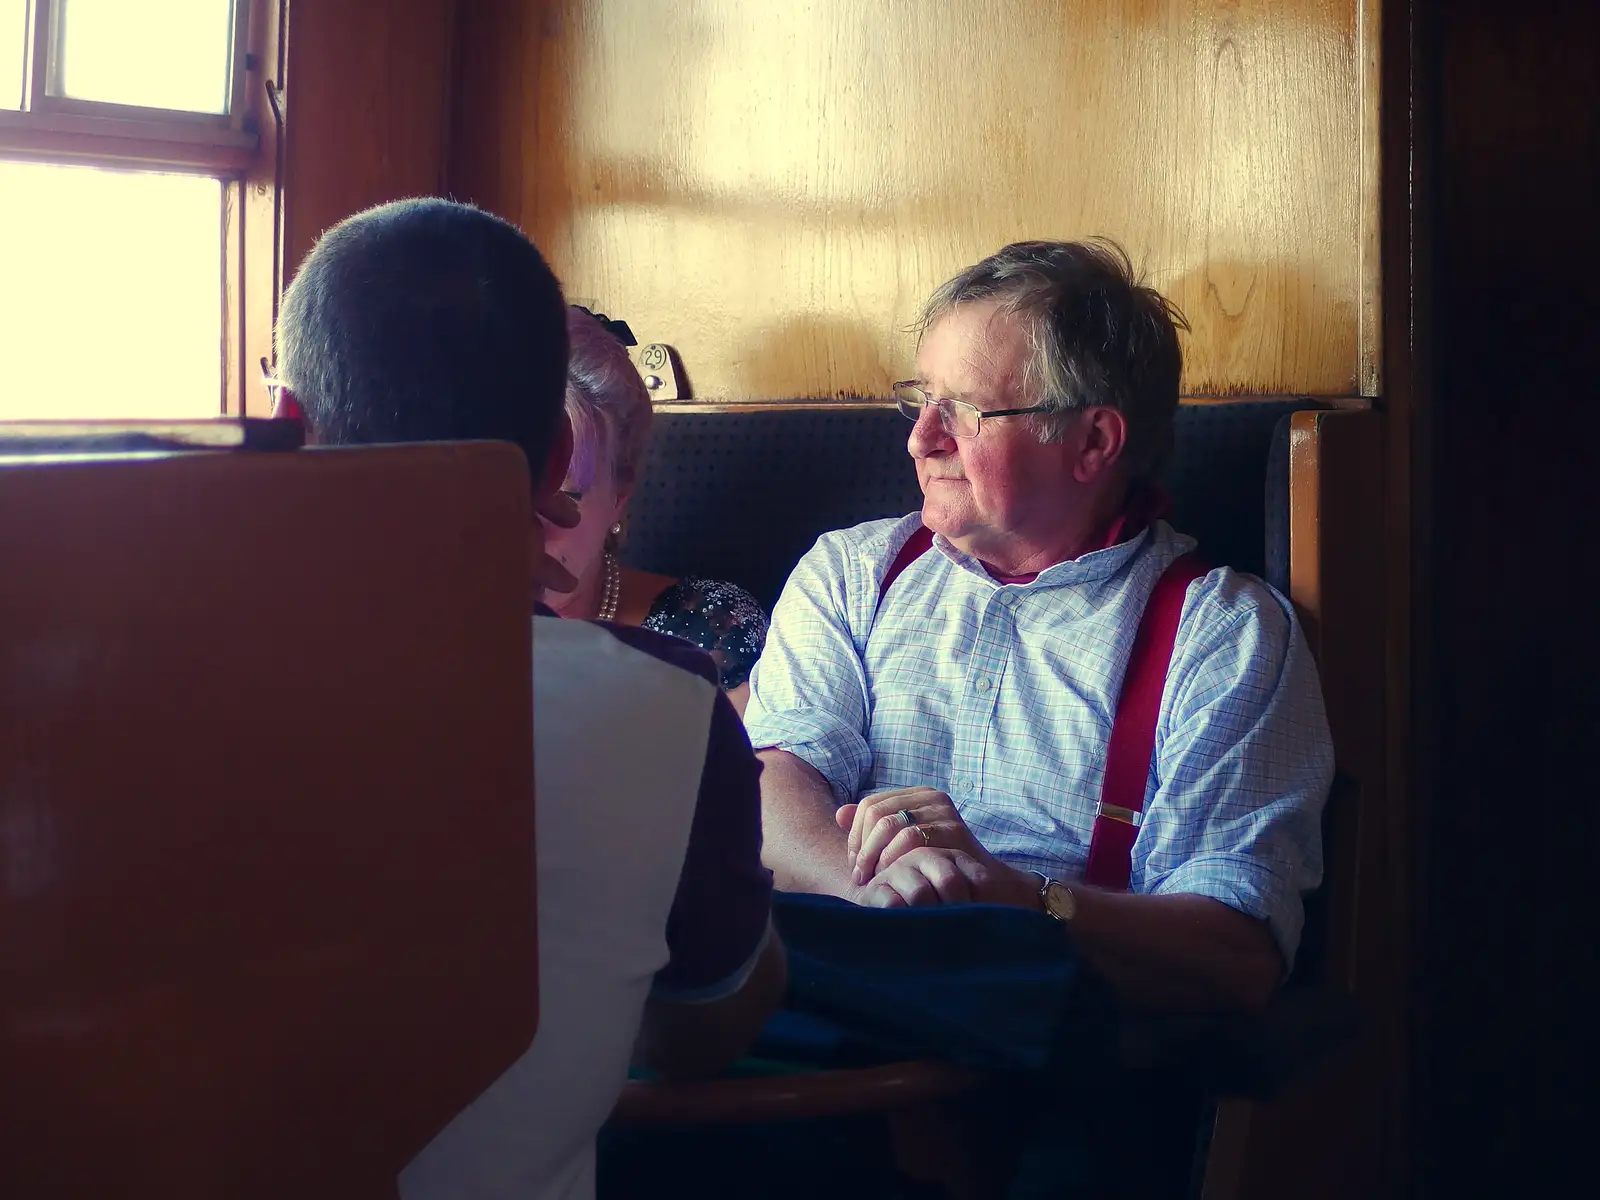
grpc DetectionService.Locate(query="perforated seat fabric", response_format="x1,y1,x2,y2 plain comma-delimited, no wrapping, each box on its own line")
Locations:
627,400,1321,611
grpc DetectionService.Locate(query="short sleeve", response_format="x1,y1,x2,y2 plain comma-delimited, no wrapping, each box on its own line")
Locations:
741,532,877,805
652,687,776,1001
1136,571,1334,970
640,578,770,690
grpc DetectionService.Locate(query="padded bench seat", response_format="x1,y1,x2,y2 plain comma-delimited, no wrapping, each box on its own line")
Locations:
627,399,1321,611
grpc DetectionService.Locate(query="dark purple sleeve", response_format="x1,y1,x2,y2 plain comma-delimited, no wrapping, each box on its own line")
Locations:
653,687,773,998
591,621,773,998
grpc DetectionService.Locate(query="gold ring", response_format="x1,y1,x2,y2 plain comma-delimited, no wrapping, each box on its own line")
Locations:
917,826,931,847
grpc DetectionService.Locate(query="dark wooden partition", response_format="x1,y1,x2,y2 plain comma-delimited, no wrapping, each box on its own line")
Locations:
1406,1,1599,1194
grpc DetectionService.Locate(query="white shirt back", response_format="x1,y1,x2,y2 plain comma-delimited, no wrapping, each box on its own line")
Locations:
399,615,720,1200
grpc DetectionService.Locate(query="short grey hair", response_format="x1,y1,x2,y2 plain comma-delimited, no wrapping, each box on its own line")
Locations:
917,239,1189,480
276,198,568,470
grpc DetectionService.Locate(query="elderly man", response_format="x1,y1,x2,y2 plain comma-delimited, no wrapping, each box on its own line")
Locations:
272,198,783,1200
744,240,1332,1012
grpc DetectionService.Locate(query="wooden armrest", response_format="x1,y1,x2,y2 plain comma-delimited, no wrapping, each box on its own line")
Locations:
611,1059,980,1126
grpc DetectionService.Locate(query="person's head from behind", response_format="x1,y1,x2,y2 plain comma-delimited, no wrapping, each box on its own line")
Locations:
543,307,653,588
274,197,573,503
902,238,1187,571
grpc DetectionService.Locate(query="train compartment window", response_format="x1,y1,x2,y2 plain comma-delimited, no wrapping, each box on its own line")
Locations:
0,161,222,420
2,1,23,110
56,0,238,115
0,0,269,420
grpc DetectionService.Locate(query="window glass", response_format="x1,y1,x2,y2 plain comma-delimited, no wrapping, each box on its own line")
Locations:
0,161,222,420
57,0,236,114
1,0,25,110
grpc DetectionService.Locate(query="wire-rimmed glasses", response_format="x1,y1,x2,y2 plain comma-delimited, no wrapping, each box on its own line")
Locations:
891,381,1051,439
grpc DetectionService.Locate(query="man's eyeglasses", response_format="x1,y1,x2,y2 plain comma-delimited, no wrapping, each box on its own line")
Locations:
892,382,1051,439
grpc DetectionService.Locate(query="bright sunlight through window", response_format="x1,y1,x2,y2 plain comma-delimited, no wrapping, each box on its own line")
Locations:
0,161,222,420
2,0,25,110
60,0,236,114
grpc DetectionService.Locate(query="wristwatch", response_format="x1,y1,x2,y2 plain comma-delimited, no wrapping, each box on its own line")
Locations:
1030,870,1077,923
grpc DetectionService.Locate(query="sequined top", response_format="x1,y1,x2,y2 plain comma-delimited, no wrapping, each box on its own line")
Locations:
639,577,769,690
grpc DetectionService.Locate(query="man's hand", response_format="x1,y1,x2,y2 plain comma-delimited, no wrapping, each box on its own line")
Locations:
841,787,988,883
837,787,1035,907
854,845,989,907
533,489,580,597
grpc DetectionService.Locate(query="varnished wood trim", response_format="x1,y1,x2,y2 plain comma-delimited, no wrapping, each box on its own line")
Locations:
656,396,1373,416
613,1060,977,1126
227,0,254,128
33,96,241,127
0,110,257,172
1359,0,1384,398
240,0,285,417
24,0,53,110
223,180,243,416
1288,408,1386,989
1287,410,1326,651
1376,0,1424,1191
654,401,896,415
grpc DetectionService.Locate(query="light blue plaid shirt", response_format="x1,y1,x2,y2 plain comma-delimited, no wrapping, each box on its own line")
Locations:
744,512,1334,967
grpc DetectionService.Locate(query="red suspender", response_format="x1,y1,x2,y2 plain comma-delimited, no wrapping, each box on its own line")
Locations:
1082,553,1209,891
875,529,1205,894
875,524,935,613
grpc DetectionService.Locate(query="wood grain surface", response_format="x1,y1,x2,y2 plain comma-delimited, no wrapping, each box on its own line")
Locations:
452,0,1371,400
279,0,457,278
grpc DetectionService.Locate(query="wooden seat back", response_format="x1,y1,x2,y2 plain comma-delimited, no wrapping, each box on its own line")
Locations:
0,441,539,1199
1203,407,1390,1200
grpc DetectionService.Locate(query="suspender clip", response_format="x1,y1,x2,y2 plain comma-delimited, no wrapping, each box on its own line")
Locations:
1095,801,1143,828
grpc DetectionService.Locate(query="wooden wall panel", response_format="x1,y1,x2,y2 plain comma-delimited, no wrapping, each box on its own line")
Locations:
453,0,1370,401
280,0,457,280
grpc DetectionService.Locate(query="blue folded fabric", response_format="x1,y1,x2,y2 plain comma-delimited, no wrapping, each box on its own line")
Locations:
757,892,1087,1073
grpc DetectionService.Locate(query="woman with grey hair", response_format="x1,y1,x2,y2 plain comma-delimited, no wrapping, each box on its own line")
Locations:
543,306,768,712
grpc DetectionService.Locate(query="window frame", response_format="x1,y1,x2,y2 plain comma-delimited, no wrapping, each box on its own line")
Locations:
0,0,282,418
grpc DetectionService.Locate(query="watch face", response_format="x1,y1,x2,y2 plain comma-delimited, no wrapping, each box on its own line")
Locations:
1044,883,1076,923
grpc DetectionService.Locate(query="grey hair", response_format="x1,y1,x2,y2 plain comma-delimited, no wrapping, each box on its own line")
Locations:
916,238,1189,480
562,306,653,493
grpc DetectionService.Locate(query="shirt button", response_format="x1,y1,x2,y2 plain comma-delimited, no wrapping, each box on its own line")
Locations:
974,676,992,693
1000,592,1018,606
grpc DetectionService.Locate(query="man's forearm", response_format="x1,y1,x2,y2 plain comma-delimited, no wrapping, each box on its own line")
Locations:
755,749,859,898
1073,890,1281,1011
1013,870,1284,1012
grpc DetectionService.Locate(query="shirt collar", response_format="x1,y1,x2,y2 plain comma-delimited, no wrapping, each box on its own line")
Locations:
946,483,1172,587
1092,482,1170,555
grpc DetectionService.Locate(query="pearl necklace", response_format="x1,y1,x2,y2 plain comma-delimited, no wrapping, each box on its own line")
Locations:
597,550,621,622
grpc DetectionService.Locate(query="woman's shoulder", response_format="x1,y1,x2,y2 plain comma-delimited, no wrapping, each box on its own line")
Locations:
651,577,767,623
640,577,769,690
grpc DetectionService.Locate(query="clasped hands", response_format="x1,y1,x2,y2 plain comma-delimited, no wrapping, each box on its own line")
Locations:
838,786,1034,909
